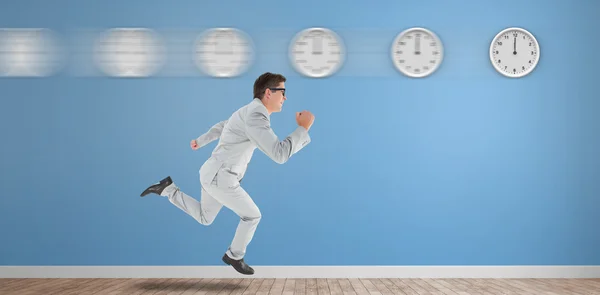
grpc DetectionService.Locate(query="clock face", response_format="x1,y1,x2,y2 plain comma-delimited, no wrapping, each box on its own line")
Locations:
289,28,345,78
490,27,540,78
93,28,165,77
194,28,254,78
391,27,443,78
0,28,64,77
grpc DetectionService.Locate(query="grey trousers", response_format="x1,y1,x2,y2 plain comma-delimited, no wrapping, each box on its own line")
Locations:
160,175,261,260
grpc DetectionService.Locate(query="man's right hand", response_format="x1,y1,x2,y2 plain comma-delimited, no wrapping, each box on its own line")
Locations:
296,110,315,131
190,139,199,150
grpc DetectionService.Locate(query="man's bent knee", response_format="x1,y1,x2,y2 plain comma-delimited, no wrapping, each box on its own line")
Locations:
198,213,218,226
241,214,261,223
199,218,215,226
241,209,261,224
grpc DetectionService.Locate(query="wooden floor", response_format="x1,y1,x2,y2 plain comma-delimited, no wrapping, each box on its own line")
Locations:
1,278,599,295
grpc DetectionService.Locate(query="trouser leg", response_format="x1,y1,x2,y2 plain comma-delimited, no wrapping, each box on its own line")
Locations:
160,181,223,226
204,184,261,260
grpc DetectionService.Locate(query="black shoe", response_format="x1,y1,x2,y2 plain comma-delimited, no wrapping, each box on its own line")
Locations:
140,176,172,197
222,253,254,275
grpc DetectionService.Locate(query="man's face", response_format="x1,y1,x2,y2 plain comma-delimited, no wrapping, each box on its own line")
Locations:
266,82,286,113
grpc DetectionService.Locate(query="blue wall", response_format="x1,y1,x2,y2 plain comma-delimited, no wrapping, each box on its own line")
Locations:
1,0,599,266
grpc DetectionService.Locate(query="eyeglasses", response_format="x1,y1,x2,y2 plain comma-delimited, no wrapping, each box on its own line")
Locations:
269,87,285,96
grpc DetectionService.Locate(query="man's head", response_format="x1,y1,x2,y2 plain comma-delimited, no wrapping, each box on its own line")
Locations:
253,72,287,114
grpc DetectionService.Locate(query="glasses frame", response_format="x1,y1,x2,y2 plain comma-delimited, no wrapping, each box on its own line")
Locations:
269,87,285,96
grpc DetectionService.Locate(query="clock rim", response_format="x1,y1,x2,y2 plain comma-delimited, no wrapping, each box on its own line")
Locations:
193,27,256,78
489,26,540,78
390,27,444,78
288,27,346,78
92,27,166,78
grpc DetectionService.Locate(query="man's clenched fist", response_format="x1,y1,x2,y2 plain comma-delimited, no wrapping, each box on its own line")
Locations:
296,110,315,131
190,139,199,150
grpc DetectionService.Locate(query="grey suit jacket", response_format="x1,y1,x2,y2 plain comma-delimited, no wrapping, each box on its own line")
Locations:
196,98,311,188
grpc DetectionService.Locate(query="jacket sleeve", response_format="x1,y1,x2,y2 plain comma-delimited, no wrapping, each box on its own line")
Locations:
195,120,227,148
246,110,311,164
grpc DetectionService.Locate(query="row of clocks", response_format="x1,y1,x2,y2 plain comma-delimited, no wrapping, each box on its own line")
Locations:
0,26,540,78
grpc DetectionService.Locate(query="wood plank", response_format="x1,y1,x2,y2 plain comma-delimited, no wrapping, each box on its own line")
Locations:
389,278,419,295
358,279,381,295
269,278,286,295
256,278,275,295
282,279,296,295
347,278,369,295
369,279,395,295
294,277,306,295
230,278,254,295
326,278,342,295
305,278,318,295
242,278,264,295
336,278,357,295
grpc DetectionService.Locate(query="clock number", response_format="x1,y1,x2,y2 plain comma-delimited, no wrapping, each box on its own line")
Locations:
398,59,405,63
498,59,501,63
522,66,525,70
504,35,509,39
423,66,429,70
531,51,535,55
497,41,502,45
430,60,436,64
513,33,518,37
529,42,532,46
432,51,439,55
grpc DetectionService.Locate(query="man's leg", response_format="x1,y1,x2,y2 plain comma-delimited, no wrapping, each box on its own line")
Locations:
161,181,223,226
141,176,223,226
204,183,261,274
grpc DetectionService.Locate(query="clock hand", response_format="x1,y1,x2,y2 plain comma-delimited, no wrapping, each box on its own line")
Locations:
415,35,421,55
312,36,323,55
513,36,517,55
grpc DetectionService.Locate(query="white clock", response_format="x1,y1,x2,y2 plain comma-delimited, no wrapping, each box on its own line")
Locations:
391,27,443,78
0,28,64,77
93,28,165,77
289,27,345,78
194,28,254,78
489,27,540,78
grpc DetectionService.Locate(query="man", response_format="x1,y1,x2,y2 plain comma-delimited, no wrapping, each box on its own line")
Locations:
140,72,314,275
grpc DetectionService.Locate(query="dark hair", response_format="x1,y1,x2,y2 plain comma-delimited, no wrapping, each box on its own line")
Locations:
253,72,286,99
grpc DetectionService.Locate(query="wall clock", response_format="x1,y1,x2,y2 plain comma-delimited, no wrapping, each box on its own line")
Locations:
391,27,443,78
194,28,254,78
289,27,345,78
489,27,540,78
93,28,165,77
0,28,63,77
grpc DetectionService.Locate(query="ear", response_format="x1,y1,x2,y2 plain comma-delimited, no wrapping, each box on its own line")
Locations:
264,88,271,99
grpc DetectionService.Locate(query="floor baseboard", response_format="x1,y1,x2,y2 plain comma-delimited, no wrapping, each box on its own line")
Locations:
1,266,599,279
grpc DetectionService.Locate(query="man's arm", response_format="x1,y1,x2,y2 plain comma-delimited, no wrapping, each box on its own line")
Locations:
246,110,311,164
195,120,228,149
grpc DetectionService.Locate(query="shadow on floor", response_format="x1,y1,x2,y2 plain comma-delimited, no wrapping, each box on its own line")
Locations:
134,279,246,292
